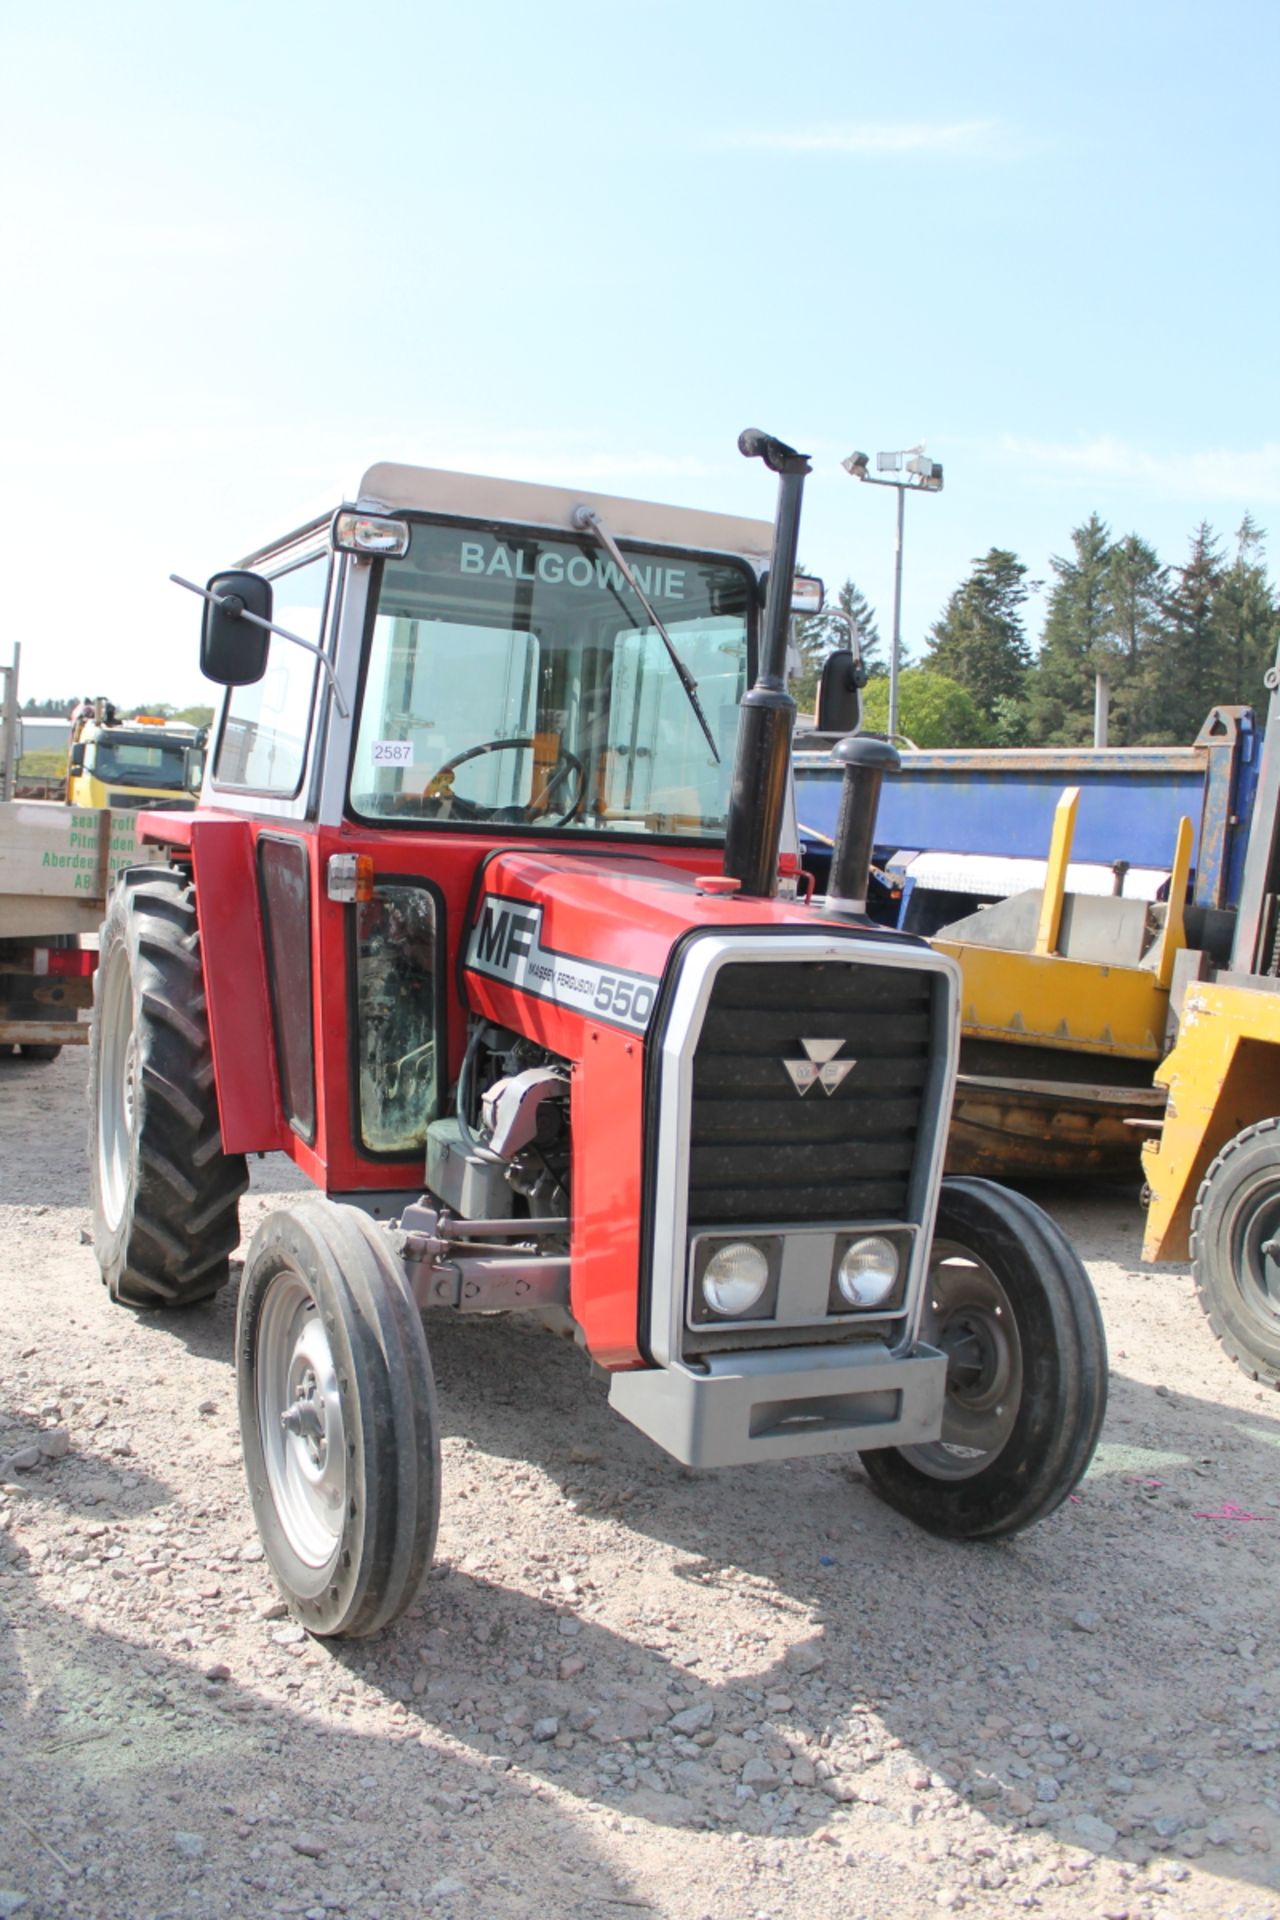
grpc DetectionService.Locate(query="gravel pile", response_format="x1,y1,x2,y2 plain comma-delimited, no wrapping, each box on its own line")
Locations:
2,1048,1279,1919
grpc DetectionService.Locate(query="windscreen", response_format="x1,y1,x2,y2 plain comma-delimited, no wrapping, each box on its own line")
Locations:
91,735,188,788
350,520,753,837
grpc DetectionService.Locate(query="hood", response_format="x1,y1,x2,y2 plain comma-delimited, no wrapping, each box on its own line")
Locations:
463,848,854,1045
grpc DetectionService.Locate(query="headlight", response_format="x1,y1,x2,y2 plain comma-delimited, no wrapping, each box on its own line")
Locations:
835,1235,900,1309
702,1241,771,1317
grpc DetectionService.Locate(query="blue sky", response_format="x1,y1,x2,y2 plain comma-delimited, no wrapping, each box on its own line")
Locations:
3,0,1278,706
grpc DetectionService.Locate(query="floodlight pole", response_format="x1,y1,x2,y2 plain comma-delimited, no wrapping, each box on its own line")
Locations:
889,485,906,743
841,449,943,744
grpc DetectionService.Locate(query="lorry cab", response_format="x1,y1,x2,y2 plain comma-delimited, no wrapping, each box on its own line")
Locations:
67,709,202,811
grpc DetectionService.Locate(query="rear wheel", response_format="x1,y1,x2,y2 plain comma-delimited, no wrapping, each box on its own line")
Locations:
88,870,248,1307
861,1178,1108,1539
237,1199,441,1637
1190,1118,1280,1387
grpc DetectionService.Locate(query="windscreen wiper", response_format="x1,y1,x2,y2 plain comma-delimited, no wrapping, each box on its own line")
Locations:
571,505,721,764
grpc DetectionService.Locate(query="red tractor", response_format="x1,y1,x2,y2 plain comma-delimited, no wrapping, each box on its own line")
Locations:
88,432,1106,1637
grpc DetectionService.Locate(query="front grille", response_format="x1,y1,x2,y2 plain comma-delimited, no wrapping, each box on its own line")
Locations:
688,958,935,1226
107,793,195,811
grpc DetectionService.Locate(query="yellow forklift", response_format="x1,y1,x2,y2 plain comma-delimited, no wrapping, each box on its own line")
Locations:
1142,665,1280,1387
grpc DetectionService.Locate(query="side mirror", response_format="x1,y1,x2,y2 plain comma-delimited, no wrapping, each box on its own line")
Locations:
185,744,206,793
791,574,825,617
68,742,85,774
200,570,273,687
814,649,864,735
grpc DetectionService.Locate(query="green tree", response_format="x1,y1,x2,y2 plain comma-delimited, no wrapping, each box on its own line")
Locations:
861,668,990,747
924,549,1031,714
792,578,881,711
174,705,216,728
1142,523,1227,742
21,695,80,717
1105,533,1168,742
1026,514,1115,745
1215,514,1277,710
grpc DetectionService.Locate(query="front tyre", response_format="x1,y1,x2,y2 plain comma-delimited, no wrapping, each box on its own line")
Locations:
1190,1118,1280,1387
861,1178,1107,1539
88,870,248,1307
237,1200,441,1638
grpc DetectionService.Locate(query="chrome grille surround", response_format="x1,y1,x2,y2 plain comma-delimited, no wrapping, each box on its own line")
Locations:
645,931,960,1369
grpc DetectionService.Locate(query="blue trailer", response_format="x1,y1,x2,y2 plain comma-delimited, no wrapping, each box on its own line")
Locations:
794,705,1260,937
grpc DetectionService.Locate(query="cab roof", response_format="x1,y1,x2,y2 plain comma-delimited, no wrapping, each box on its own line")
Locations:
241,462,775,570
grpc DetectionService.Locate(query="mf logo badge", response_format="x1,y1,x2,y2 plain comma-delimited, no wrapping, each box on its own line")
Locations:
784,1037,855,1097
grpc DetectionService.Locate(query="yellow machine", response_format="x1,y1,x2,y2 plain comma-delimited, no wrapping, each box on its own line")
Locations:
1141,718,1280,1386
65,705,203,811
932,786,1193,1178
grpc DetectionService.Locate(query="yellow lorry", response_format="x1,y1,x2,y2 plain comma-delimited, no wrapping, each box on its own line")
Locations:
65,704,203,811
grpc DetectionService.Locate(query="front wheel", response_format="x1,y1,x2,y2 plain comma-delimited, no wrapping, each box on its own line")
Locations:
861,1178,1107,1539
237,1199,441,1637
1190,1118,1280,1387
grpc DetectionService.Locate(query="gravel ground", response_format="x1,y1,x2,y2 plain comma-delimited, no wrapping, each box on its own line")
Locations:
2,1046,1279,1920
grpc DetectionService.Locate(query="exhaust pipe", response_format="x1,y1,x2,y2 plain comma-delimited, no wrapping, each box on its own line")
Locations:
723,430,811,898
823,734,901,918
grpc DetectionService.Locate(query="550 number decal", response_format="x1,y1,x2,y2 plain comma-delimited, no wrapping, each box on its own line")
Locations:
593,974,655,1025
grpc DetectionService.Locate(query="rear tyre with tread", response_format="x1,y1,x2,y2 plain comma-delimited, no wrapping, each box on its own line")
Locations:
861,1178,1108,1539
1190,1118,1280,1388
88,869,248,1308
237,1199,441,1638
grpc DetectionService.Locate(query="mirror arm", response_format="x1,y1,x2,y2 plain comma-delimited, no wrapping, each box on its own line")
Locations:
169,574,350,720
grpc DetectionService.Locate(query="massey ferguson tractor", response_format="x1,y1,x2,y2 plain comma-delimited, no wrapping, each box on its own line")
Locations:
87,432,1107,1637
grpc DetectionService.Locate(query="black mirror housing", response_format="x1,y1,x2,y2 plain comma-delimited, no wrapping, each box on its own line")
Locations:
814,649,864,735
68,742,85,774
200,571,273,687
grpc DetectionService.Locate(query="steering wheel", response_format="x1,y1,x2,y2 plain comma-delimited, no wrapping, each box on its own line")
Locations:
423,737,586,826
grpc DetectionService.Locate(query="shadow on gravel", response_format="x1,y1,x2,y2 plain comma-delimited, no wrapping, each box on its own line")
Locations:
363,1308,1280,1890
1,1472,645,1920
63,1158,1280,1895
111,1274,1280,1891
0,1405,173,1521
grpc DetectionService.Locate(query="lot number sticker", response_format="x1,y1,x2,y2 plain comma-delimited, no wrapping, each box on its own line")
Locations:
372,740,414,767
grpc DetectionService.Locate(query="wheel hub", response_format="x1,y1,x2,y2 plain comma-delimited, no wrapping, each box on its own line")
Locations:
903,1247,1023,1480
938,1311,1002,1399
281,1373,328,1463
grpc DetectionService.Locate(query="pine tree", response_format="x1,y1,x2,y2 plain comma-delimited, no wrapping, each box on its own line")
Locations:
1143,524,1227,743
1215,514,1278,710
1105,533,1168,743
1026,514,1115,744
924,549,1031,714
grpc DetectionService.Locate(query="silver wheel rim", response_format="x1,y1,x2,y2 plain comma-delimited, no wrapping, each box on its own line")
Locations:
903,1241,1023,1480
257,1271,348,1569
96,946,137,1232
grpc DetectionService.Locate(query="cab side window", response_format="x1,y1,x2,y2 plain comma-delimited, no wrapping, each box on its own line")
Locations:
214,552,330,794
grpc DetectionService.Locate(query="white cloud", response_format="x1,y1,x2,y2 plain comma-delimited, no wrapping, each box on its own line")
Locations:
707,120,997,156
995,434,1280,506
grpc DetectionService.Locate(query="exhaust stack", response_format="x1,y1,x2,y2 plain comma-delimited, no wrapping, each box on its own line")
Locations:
823,734,901,918
723,430,811,898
